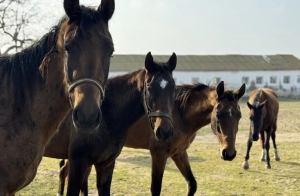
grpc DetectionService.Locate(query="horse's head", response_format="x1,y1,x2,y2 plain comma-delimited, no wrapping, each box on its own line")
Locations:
247,100,267,141
211,81,245,161
143,52,177,142
62,0,114,134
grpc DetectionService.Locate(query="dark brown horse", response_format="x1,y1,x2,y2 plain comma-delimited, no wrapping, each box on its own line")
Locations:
0,0,114,195
55,81,245,196
243,88,280,169
44,52,177,196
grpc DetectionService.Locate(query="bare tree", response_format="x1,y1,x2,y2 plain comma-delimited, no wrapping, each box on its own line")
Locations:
0,0,61,56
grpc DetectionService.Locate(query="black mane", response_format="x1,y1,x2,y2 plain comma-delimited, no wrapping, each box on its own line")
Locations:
0,23,60,107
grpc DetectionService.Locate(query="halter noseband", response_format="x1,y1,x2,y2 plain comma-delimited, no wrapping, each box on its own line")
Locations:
68,78,105,108
143,82,173,130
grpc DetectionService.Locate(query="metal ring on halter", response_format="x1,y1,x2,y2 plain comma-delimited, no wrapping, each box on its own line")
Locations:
68,78,105,100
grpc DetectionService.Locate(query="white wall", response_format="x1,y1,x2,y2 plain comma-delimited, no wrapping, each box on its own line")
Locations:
173,70,300,98
109,70,300,98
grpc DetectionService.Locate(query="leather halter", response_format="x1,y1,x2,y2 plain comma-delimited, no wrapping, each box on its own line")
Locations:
68,78,105,108
143,82,173,130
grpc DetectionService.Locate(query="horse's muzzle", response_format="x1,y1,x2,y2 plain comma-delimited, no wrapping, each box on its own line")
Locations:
154,126,173,142
252,133,259,141
72,109,102,135
221,149,237,161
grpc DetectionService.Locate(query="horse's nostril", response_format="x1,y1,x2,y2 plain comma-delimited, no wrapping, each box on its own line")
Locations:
156,127,163,139
73,109,79,121
170,127,174,136
96,110,102,124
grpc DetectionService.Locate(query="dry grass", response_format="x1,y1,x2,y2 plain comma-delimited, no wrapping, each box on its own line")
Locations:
17,99,300,195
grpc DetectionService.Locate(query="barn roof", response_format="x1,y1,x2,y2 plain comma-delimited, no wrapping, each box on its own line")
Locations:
110,54,300,71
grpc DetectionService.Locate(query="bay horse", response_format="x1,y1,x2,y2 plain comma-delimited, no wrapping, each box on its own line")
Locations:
55,81,245,196
0,0,115,194
243,88,280,169
44,52,177,196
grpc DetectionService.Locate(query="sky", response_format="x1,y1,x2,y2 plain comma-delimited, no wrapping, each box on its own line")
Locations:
109,0,300,58
8,0,300,58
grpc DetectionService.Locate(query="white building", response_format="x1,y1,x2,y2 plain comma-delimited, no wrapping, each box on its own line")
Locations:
109,54,300,98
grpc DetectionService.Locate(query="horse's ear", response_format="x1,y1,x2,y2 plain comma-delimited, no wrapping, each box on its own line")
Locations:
167,53,177,71
98,0,115,22
64,0,81,23
216,81,224,99
145,52,156,72
247,101,253,109
259,99,267,108
235,83,246,100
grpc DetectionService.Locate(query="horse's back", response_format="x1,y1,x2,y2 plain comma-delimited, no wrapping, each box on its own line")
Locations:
262,88,279,114
249,88,278,105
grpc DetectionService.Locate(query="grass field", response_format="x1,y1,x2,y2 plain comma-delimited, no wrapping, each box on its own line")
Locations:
17,99,300,196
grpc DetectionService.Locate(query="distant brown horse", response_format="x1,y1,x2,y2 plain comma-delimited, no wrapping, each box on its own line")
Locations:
0,0,114,195
55,81,245,196
243,88,280,169
44,52,177,196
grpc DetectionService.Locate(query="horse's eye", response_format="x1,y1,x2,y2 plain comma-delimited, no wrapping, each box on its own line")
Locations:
64,38,72,52
64,44,70,52
147,85,152,93
109,49,114,57
216,112,223,119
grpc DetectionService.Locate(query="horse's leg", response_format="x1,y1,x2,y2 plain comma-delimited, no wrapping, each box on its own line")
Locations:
66,158,89,196
171,151,197,196
57,159,69,196
151,152,168,196
243,132,253,169
260,132,266,162
264,129,272,169
80,166,92,196
94,161,115,196
271,121,280,161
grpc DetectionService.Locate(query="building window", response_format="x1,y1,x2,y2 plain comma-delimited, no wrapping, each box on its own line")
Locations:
270,76,277,84
192,77,199,83
213,77,221,85
242,77,249,84
256,76,263,84
297,76,300,83
283,76,290,84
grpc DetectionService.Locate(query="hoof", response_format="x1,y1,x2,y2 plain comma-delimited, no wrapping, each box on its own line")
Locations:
243,162,249,170
275,157,280,161
265,165,271,169
260,158,266,162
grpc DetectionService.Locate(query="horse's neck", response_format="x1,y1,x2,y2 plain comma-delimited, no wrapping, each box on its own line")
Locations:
104,70,145,133
181,88,217,134
2,50,69,144
33,52,70,140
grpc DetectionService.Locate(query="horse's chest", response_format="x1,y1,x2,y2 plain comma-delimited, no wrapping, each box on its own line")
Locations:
169,135,195,154
93,137,124,164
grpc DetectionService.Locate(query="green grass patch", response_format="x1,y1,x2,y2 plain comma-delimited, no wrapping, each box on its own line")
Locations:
16,100,300,195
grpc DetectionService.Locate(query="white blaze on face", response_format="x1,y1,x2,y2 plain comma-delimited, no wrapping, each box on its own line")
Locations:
255,101,260,107
159,79,168,89
228,108,232,117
